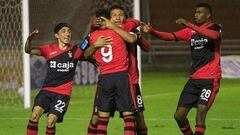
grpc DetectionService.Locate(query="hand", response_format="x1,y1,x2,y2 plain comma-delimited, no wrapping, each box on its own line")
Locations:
100,17,118,30
176,18,189,26
140,22,152,33
28,29,39,40
94,36,113,48
91,16,102,28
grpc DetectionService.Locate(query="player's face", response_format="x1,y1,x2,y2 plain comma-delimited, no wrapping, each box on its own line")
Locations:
194,7,211,25
55,27,71,45
110,9,126,25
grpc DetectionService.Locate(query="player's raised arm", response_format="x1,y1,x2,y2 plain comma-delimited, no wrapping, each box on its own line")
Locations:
176,18,221,40
25,29,41,55
83,36,112,59
141,22,177,41
101,16,137,43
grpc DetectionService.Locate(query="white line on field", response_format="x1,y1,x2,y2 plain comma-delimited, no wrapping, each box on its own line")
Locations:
0,117,239,121
143,92,179,98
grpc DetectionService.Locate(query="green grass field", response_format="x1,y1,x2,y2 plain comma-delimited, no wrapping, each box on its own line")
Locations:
0,70,240,135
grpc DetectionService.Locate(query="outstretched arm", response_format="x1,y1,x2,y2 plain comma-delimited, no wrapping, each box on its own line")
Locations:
101,17,137,43
25,29,41,55
176,18,221,40
141,22,176,41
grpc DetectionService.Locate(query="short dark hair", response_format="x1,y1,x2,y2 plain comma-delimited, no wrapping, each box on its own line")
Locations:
54,22,70,33
109,5,128,18
196,2,212,15
95,8,110,19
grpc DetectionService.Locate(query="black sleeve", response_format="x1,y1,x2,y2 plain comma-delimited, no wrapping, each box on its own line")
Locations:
131,28,141,38
208,23,222,32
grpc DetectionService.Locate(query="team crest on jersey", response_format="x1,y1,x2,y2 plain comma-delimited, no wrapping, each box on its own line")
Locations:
68,51,72,58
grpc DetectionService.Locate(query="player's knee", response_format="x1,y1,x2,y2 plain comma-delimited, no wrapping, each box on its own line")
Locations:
31,112,41,122
91,115,99,125
47,114,57,127
31,106,44,121
174,112,186,122
98,111,110,117
123,111,134,116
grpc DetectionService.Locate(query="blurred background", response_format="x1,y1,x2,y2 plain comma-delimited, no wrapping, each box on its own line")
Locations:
29,0,240,87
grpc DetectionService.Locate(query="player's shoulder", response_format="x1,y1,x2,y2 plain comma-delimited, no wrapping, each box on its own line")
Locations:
38,43,53,49
208,22,222,31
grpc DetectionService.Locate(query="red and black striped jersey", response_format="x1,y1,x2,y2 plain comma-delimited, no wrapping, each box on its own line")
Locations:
38,43,83,96
174,22,222,79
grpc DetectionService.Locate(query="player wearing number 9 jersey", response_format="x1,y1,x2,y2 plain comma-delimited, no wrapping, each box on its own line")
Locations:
85,9,141,135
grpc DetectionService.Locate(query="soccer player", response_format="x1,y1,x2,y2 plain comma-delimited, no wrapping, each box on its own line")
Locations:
25,23,111,135
86,7,150,135
141,3,222,135
84,9,140,135
109,5,150,135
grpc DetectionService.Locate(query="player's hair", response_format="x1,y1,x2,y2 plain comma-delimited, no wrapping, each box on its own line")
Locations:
109,5,128,18
196,2,212,15
54,22,70,33
95,8,110,19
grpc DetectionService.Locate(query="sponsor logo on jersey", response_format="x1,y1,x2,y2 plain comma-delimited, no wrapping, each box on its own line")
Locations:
50,61,74,72
68,51,72,58
190,38,208,50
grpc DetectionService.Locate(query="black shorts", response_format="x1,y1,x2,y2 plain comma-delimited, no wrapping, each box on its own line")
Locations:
132,84,145,112
92,82,116,117
96,71,135,112
177,78,220,108
33,90,70,123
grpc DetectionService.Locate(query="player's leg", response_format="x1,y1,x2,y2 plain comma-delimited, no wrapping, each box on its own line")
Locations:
96,74,116,135
88,114,99,135
88,84,100,135
116,72,137,135
46,92,70,135
122,112,137,135
135,112,148,135
194,79,220,135
194,104,208,135
174,80,200,135
46,114,58,135
27,91,49,135
97,111,111,135
133,84,147,135
174,107,192,135
27,106,44,135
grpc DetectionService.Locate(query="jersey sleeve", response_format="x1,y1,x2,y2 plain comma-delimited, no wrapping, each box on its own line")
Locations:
38,44,50,57
74,48,84,59
208,23,222,33
79,34,90,51
173,28,191,41
137,36,151,52
122,18,140,32
130,29,141,38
